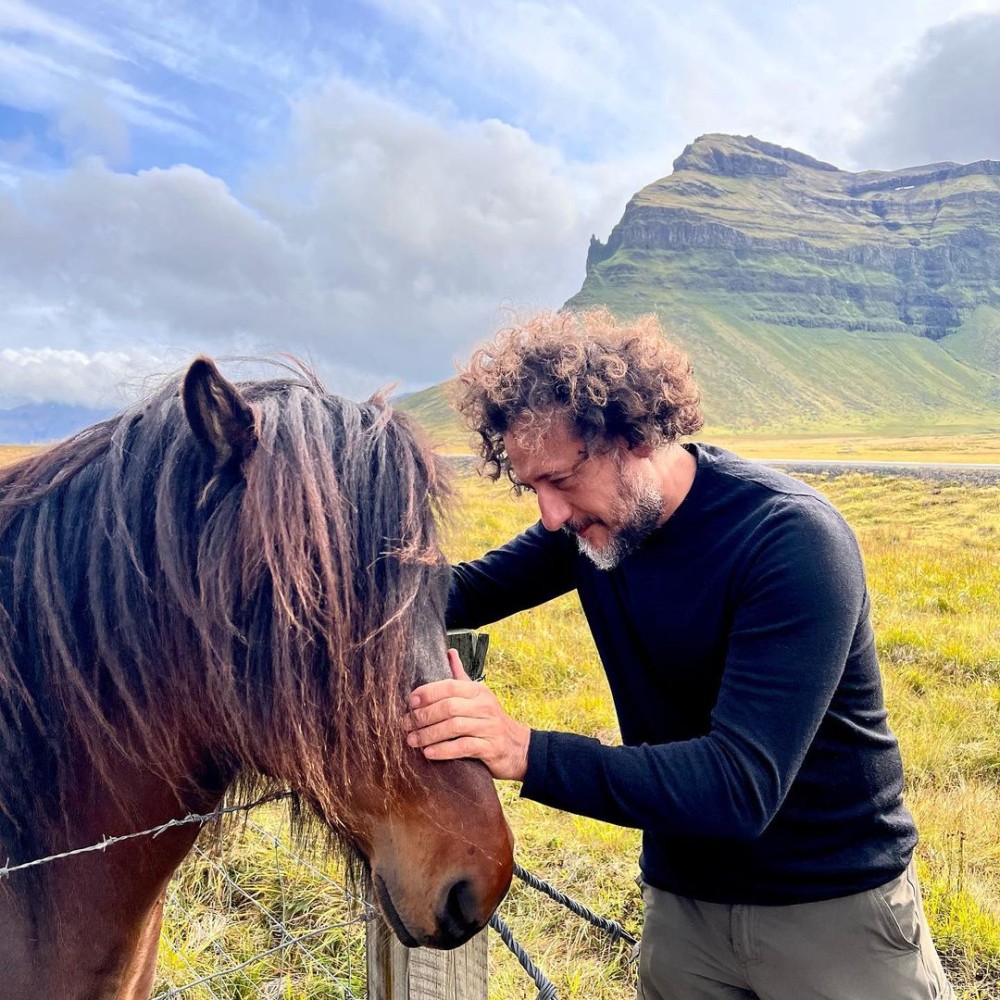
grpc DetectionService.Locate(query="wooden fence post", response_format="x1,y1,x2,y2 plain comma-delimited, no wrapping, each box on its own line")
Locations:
365,629,491,1000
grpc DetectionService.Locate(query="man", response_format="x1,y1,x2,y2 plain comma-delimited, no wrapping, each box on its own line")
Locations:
404,307,952,999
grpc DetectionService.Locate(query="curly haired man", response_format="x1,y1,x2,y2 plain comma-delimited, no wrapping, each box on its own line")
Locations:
404,308,952,1000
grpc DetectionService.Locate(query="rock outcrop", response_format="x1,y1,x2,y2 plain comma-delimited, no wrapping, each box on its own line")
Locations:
565,135,1000,430
577,134,1000,344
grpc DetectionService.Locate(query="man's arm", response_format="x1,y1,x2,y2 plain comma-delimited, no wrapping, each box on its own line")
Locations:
517,497,868,836
411,498,870,837
447,520,576,629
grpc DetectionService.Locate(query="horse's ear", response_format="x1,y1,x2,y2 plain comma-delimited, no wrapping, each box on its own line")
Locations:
182,357,258,468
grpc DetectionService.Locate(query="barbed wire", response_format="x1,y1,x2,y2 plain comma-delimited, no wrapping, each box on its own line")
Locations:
0,790,293,879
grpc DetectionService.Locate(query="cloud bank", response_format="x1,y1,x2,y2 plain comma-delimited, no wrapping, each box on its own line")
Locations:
2,1,1000,408
851,13,1000,169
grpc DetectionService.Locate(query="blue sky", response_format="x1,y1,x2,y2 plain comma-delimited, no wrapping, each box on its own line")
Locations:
2,0,1000,407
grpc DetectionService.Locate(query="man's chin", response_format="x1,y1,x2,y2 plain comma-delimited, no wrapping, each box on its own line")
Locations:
574,532,624,571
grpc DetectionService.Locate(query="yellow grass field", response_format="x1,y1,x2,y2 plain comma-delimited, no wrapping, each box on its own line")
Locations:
431,431,1000,465
704,432,1000,465
0,445,41,465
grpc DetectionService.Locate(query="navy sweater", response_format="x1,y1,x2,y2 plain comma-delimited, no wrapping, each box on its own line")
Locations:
448,444,917,904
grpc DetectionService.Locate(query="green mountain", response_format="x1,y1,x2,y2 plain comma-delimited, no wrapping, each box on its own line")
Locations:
403,134,1000,438
568,134,1000,432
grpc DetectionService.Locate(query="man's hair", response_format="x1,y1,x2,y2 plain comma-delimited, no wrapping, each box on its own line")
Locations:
455,307,703,484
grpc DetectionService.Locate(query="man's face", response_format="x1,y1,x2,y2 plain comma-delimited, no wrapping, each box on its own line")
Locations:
503,414,664,570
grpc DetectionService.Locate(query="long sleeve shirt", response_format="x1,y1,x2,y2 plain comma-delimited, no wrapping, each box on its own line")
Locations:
447,443,917,904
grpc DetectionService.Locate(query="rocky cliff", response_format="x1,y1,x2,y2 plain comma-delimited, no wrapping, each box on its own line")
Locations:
567,134,1000,430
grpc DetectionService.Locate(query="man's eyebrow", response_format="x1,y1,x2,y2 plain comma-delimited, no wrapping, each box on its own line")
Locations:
520,450,589,485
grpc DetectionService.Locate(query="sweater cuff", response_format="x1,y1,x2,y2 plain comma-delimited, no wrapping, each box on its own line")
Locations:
520,729,549,799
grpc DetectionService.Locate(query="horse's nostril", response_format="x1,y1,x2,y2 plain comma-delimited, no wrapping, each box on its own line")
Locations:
443,878,479,933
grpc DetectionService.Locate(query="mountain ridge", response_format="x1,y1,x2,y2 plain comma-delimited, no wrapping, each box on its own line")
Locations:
562,133,999,432
0,402,116,444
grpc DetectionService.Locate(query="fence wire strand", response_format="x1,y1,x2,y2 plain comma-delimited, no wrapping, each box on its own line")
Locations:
513,862,638,947
190,844,354,990
0,790,293,879
152,917,368,999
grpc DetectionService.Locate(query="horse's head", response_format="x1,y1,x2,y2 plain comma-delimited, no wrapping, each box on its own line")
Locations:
180,358,513,949
333,582,515,949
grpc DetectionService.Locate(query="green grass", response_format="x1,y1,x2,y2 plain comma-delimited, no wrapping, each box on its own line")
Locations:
155,813,371,999
568,281,1000,433
397,290,1000,438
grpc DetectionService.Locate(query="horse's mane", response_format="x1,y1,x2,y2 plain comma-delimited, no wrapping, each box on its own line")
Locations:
0,360,449,870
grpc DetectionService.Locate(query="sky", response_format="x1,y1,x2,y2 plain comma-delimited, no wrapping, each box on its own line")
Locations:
2,0,1000,409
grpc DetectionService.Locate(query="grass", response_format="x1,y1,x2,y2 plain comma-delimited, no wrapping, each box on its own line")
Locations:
703,432,1000,464
9,426,999,469
0,445,41,464
566,234,1000,433
155,814,371,999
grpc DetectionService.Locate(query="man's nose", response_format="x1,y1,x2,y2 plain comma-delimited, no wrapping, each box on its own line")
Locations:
536,486,572,532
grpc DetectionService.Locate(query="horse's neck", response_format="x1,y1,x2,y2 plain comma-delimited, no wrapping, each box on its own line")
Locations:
1,753,228,1000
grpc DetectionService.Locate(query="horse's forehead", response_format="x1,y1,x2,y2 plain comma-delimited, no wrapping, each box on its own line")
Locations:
415,656,449,685
401,562,450,688
410,623,449,686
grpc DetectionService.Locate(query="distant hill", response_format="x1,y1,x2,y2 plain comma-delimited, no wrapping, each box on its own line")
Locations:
404,134,1000,438
0,403,115,444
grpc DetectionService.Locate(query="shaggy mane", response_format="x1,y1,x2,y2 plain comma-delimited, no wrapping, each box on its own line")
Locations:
0,360,449,874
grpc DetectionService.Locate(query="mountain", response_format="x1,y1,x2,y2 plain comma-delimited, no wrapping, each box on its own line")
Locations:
566,134,1000,432
0,403,115,444
403,134,1000,439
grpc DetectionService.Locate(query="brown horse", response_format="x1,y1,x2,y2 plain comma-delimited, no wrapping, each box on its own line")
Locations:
0,358,513,999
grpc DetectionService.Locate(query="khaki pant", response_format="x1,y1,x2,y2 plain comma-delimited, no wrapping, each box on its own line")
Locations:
636,860,953,1000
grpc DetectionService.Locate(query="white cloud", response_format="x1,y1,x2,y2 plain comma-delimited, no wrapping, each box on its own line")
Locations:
55,83,131,164
0,0,119,59
354,0,1000,170
244,76,636,373
0,1,204,152
0,105,629,405
850,12,1000,168
0,346,165,407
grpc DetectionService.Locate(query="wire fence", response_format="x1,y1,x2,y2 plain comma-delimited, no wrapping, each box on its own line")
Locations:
3,792,638,998
149,798,639,999
154,806,373,999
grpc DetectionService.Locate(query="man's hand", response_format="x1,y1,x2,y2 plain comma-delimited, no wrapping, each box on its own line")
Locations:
404,649,531,782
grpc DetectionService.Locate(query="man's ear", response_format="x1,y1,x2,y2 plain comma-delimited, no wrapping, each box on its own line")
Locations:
182,357,258,470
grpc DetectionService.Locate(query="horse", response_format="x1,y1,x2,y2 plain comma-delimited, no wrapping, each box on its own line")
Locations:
0,357,514,999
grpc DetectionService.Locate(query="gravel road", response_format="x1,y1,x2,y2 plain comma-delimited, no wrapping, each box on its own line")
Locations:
762,460,1000,485
446,455,1000,485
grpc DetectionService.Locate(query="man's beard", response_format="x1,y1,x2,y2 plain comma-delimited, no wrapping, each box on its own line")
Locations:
564,468,663,571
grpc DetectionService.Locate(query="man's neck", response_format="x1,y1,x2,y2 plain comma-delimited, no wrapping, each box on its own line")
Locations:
651,442,698,526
